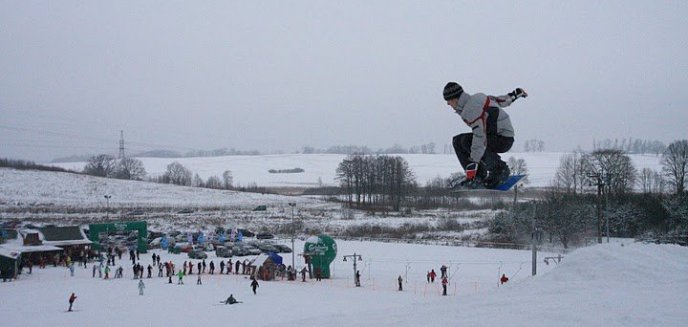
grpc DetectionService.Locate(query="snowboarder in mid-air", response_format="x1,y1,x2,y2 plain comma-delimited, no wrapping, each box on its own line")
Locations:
443,82,528,189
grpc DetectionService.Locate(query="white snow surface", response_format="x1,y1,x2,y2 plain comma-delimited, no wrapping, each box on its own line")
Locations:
1,240,686,327
0,168,315,210
50,152,662,188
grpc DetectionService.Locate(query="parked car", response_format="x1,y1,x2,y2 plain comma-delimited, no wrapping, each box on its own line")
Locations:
215,247,233,258
236,229,255,238
256,233,275,240
272,244,293,253
188,249,208,259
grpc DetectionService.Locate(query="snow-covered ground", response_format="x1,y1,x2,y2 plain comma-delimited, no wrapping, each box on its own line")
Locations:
50,152,663,188
1,239,685,327
0,168,318,211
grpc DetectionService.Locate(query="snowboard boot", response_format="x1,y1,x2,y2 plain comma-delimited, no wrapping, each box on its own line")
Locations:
448,166,486,190
483,161,510,189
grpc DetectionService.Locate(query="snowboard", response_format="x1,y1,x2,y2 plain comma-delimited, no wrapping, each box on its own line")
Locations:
450,174,526,191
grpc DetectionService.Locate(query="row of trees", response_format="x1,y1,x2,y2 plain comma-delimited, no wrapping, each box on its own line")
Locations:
302,143,437,155
83,155,147,180
146,162,234,190
82,155,234,190
336,154,416,211
555,140,687,195
488,140,688,248
593,138,666,155
523,139,545,152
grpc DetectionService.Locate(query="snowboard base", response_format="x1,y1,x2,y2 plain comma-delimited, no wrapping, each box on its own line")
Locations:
450,174,526,191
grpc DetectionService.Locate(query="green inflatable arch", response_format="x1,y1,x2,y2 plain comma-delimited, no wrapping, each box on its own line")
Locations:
303,235,337,278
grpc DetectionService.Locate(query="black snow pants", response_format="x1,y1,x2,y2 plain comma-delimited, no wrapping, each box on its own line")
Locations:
452,133,514,171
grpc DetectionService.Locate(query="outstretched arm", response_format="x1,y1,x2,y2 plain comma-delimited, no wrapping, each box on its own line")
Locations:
489,88,528,108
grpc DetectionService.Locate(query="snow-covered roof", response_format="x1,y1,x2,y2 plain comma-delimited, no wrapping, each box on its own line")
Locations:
16,227,92,247
0,244,63,255
0,246,21,260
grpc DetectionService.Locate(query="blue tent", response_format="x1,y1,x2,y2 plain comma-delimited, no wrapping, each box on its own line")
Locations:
268,252,283,265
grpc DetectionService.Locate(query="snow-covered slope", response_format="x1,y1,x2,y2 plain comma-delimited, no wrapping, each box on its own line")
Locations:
0,240,684,327
0,168,314,211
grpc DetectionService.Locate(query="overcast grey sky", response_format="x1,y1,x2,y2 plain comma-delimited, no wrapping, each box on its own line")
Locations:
1,1,687,162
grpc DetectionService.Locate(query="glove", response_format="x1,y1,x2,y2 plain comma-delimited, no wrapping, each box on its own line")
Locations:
465,162,479,180
508,88,528,100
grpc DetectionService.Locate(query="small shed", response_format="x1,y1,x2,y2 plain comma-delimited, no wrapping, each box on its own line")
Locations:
250,253,283,281
0,247,21,280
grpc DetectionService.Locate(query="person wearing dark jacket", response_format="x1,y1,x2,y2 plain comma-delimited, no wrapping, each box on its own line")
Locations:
209,261,215,274
250,277,259,294
68,293,77,311
224,294,241,304
500,273,509,285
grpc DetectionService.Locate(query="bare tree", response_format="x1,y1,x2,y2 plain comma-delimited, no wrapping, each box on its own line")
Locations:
587,149,637,195
554,151,590,193
163,161,192,186
661,140,688,194
222,170,233,189
192,173,203,187
205,175,223,189
113,158,147,180
83,154,117,177
508,156,529,203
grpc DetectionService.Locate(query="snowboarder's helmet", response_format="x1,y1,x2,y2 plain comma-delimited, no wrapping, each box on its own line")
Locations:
443,82,463,100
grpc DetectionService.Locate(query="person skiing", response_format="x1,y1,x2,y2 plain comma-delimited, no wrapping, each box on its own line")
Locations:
443,82,528,189
196,274,202,285
429,269,436,283
355,270,361,287
138,279,145,295
440,265,447,279
68,293,77,312
398,275,403,291
219,260,225,274
177,269,185,285
500,273,509,285
441,276,449,296
250,277,259,294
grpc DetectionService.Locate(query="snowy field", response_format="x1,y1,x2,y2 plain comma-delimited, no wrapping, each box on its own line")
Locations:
50,152,662,188
0,168,320,211
1,239,686,327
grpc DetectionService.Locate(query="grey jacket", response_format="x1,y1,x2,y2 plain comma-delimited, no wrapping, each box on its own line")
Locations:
452,91,516,163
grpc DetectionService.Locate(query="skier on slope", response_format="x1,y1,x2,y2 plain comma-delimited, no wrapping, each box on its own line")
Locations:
250,277,259,294
68,293,77,312
443,82,528,189
138,279,145,295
